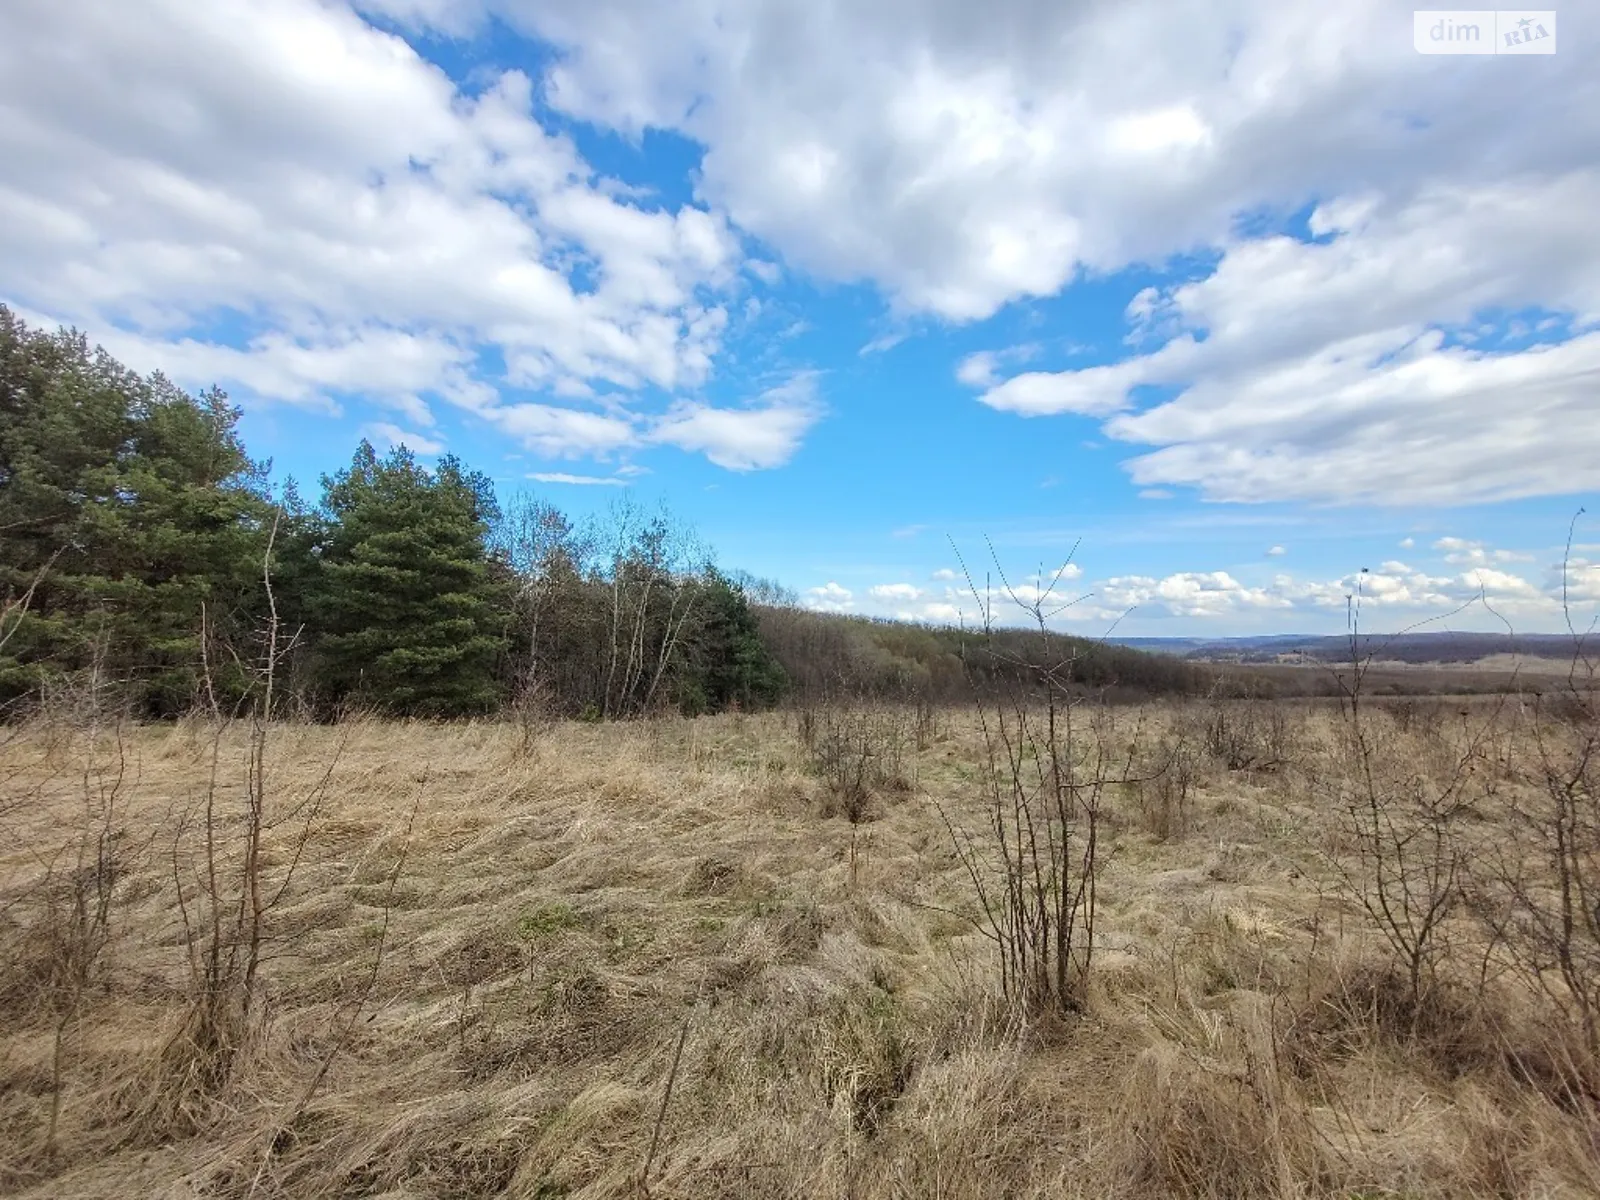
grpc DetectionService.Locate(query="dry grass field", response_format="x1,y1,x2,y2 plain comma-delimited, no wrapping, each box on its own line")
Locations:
4,691,1600,1198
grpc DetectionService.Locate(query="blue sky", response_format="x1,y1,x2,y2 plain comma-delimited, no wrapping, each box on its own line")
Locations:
2,0,1598,635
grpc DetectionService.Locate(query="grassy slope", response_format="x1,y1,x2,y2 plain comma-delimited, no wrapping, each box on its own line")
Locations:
2,705,1599,1198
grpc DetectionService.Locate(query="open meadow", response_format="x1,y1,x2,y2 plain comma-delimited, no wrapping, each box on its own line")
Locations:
5,6,1599,1196
5,686,1600,1199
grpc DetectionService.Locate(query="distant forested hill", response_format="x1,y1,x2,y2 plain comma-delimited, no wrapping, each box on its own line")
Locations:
1109,632,1586,665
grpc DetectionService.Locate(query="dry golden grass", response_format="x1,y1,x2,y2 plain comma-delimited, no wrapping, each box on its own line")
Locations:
3,700,1599,1198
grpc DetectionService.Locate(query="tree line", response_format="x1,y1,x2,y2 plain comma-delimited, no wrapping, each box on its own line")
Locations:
0,306,785,719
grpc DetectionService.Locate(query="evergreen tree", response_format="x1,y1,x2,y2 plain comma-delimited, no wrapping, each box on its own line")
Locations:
313,441,506,716
0,306,271,713
682,570,788,714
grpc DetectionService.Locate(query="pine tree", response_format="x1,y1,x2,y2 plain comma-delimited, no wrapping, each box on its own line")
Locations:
313,442,505,716
0,307,271,713
683,570,788,713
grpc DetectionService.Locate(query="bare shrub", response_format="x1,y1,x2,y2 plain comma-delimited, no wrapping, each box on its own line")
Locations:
1129,731,1197,841
938,541,1146,1018
21,724,126,1161
1328,584,1492,1009
912,695,940,750
1390,696,1446,740
1472,528,1600,1062
805,704,911,823
509,679,558,754
1488,684,1600,1055
1200,690,1294,773
138,517,339,1134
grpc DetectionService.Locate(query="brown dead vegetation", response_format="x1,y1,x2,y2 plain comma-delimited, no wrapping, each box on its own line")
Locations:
3,690,1600,1198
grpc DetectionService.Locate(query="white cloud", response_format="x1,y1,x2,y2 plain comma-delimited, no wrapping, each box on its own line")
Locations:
1459,568,1541,598
957,343,1042,390
825,553,1595,631
1026,563,1084,584
0,0,760,464
1280,560,1561,617
491,404,639,459
869,583,924,602
1266,545,1286,557
651,374,825,470
1094,571,1292,619
978,359,1151,417
860,331,907,356
1432,537,1537,566
363,421,444,455
745,259,782,285
930,567,959,582
975,172,1600,504
527,471,630,486
956,351,1000,389
804,581,854,612
1558,559,1600,604
90,324,467,425
11,0,1597,502
356,0,484,37
455,0,1597,329
1399,537,1416,549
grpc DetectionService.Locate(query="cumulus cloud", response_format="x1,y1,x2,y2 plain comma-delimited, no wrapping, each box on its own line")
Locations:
1432,537,1536,566
451,0,1598,331
830,555,1588,629
491,404,639,459
804,581,854,612
979,359,1151,417
956,352,1001,389
88,324,471,426
363,422,445,455
1097,571,1293,618
1459,568,1541,598
651,373,825,470
957,344,1041,389
1558,558,1600,603
11,0,1597,501
0,0,777,468
869,583,924,602
1272,560,1563,618
1266,545,1286,557
1024,563,1084,585
970,173,1600,504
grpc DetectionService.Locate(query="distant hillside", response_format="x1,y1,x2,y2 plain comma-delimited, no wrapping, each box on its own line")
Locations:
746,617,1582,705
755,608,1215,703
1109,631,1588,666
